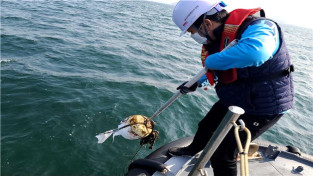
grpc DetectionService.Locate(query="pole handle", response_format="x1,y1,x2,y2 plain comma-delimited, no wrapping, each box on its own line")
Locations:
150,39,239,120
184,68,206,88
150,68,206,119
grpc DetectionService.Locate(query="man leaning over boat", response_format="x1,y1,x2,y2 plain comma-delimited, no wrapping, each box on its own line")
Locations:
169,0,294,176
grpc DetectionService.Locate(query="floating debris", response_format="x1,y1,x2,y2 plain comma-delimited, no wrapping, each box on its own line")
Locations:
96,115,153,144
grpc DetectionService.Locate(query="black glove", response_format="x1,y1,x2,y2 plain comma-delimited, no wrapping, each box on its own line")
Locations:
177,81,198,94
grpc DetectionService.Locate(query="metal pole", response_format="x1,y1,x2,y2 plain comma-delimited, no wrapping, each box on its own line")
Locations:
188,106,245,176
149,40,239,120
150,68,206,119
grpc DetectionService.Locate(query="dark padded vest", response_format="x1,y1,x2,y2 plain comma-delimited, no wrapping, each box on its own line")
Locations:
215,17,294,115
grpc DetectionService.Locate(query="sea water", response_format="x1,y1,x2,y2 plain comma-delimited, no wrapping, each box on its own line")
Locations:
1,1,313,175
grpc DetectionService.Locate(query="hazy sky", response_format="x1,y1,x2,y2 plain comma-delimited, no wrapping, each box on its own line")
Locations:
151,0,313,29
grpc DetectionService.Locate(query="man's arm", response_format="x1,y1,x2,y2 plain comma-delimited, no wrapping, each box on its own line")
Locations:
205,20,280,70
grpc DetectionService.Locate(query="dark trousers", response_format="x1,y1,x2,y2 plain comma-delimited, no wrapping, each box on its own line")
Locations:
188,101,283,176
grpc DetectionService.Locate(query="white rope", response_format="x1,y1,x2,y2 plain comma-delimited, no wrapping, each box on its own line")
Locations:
232,120,251,176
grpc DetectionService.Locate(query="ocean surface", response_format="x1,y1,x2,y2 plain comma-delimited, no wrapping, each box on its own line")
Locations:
1,1,313,176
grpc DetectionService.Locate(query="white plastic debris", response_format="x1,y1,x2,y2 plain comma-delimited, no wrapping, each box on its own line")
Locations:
96,115,153,144
95,130,114,144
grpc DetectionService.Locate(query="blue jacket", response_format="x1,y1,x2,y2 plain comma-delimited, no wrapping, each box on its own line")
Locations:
203,18,294,115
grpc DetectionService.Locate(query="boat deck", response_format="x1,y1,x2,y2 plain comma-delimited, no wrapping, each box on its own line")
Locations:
153,145,313,176
126,137,313,176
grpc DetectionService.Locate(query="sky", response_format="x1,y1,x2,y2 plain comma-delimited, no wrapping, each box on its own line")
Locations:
151,0,313,29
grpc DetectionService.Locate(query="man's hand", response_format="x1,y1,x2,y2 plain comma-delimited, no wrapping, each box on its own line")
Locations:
177,81,198,94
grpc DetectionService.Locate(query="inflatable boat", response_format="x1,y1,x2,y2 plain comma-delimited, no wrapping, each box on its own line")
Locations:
126,136,313,176
126,106,313,176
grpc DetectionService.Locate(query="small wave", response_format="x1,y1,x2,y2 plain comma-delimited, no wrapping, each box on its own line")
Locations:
39,36,66,44
1,34,37,45
3,16,28,21
0,59,14,63
147,0,177,5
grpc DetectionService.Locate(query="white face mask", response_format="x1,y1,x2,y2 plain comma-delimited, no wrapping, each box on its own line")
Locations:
191,32,207,44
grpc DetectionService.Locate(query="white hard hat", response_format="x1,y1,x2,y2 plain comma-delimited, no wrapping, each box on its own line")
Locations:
172,0,224,36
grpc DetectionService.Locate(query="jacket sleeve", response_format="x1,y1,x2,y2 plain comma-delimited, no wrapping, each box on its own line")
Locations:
197,74,208,87
205,20,280,70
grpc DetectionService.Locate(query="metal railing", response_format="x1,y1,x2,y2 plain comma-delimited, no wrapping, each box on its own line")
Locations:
188,106,245,176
